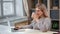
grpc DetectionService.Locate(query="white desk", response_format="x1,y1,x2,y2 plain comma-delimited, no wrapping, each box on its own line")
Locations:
14,29,58,34
0,29,58,34
0,25,58,34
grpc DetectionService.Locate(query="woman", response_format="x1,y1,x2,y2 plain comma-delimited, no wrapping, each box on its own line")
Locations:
14,3,51,32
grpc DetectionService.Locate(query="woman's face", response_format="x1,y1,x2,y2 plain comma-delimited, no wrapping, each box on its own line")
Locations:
35,8,43,17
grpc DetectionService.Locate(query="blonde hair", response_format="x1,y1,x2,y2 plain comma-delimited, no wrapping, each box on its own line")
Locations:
35,3,49,17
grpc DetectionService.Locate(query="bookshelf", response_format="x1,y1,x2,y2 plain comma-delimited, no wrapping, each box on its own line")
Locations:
27,0,59,31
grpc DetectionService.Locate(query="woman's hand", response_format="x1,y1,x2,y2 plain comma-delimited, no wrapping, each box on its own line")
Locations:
14,26,23,30
31,12,39,22
14,27,20,30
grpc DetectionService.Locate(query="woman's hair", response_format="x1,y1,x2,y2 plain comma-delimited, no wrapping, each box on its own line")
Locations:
35,3,49,18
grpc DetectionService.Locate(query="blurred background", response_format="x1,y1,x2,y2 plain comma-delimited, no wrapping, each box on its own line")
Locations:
0,0,59,32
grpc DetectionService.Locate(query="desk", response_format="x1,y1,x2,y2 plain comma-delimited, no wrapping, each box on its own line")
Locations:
0,25,58,34
0,28,58,34
12,29,58,34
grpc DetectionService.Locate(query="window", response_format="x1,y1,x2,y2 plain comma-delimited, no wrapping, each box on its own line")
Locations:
0,0,16,17
3,3,14,16
3,0,13,1
0,0,1,17
0,5,1,16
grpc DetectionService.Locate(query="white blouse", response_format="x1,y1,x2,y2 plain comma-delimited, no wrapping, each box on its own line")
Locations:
21,17,51,31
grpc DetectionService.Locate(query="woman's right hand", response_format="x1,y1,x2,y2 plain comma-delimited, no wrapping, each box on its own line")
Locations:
14,26,23,30
31,12,39,20
14,27,20,30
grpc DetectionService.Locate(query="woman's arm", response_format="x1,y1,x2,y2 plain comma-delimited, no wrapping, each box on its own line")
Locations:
20,20,36,29
14,24,33,30
44,18,51,31
21,24,33,29
21,12,39,29
43,18,51,32
38,18,51,32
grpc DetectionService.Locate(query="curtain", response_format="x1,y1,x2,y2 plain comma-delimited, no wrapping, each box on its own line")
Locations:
22,0,29,17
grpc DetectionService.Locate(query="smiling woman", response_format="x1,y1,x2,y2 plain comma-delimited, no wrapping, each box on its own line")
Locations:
14,3,51,32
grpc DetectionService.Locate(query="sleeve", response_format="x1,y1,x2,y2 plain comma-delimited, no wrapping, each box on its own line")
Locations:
38,18,51,31
21,20,35,29
43,18,51,31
